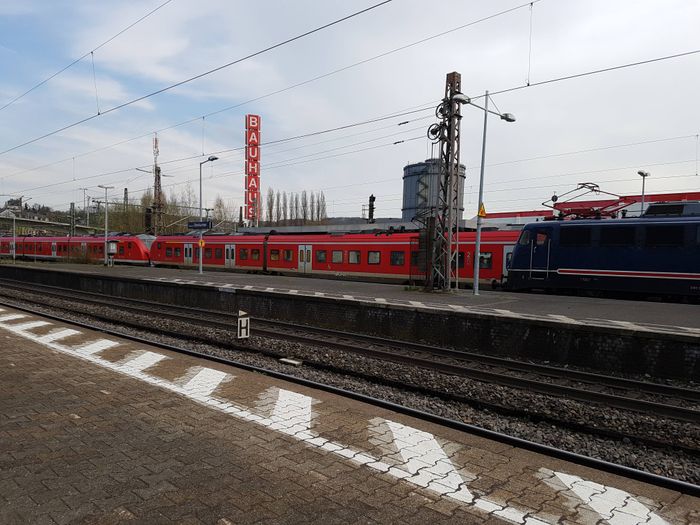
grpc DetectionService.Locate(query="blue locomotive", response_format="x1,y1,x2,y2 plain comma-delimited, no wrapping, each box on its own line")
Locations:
506,202,700,296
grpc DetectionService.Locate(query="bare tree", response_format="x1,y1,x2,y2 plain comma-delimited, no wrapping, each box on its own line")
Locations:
319,191,327,221
274,190,281,224
309,192,316,224
301,191,308,224
265,187,275,225
282,192,288,224
293,193,300,224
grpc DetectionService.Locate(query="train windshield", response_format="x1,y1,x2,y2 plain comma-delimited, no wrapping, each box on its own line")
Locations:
517,230,531,246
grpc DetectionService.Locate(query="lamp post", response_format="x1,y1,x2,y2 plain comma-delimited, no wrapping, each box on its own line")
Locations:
637,170,650,216
198,156,218,274
97,185,113,266
454,90,515,295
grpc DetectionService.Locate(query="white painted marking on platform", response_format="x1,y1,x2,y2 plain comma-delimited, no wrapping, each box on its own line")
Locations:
9,320,51,332
409,301,425,307
383,419,474,502
547,470,668,525
288,289,298,294
75,339,120,355
265,287,275,292
121,351,167,372
243,285,254,290
547,314,582,324
375,297,387,303
0,314,27,322
37,328,81,343
183,367,230,397
342,295,354,300
270,388,313,435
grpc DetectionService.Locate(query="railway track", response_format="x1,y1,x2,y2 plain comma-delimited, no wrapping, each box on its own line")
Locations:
0,278,697,427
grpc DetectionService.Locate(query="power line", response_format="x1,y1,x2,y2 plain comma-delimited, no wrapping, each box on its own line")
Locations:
0,0,176,112
8,106,434,195
0,0,545,179
487,48,700,98
0,0,393,157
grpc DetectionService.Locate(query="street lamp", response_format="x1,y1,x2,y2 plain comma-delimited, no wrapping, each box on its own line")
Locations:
198,155,218,274
454,90,516,295
97,185,114,266
637,170,650,215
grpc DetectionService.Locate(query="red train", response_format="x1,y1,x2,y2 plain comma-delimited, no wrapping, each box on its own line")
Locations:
0,230,519,288
149,230,519,287
0,234,152,265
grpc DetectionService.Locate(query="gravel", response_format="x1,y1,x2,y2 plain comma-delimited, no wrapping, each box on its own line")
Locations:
1,288,698,485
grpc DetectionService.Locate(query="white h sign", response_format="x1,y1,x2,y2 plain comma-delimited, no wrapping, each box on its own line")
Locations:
237,310,250,339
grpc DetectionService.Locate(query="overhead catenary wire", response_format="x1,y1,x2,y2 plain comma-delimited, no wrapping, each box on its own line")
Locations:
0,0,394,158
0,0,545,174
0,0,176,112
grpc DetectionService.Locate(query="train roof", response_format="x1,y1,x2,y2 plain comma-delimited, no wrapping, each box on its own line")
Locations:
522,216,700,228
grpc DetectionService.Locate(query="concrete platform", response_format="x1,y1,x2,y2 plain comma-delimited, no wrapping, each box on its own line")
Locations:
0,306,697,524
9,261,700,334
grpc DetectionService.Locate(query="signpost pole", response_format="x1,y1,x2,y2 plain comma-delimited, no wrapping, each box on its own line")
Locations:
199,230,203,275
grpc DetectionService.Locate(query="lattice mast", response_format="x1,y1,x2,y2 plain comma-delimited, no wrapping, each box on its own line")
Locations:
423,72,463,290
152,133,163,235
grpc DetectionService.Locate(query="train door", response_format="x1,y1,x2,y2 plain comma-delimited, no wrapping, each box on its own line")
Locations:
298,244,312,274
225,244,235,269
502,245,514,278
184,243,193,265
51,242,57,257
528,227,552,280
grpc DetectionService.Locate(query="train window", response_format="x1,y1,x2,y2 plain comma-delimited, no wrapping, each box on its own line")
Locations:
283,250,293,261
536,230,549,246
205,248,212,259
315,250,326,263
518,230,531,246
645,226,684,247
560,227,592,246
332,250,343,263
457,251,465,269
479,252,493,269
600,226,635,246
390,251,405,266
239,249,248,260
349,251,360,264
118,245,125,255
251,249,260,260
697,226,700,244
99,246,103,254
215,248,222,259
271,249,281,261
368,251,380,265
157,242,162,249
127,242,132,249
174,247,181,257
166,247,173,257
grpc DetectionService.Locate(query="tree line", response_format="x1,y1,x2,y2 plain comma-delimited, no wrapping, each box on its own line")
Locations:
263,188,327,226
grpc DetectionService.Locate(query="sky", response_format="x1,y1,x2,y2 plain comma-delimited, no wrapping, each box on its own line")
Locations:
0,0,699,219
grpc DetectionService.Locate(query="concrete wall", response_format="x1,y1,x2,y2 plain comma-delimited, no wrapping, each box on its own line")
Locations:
1,265,697,381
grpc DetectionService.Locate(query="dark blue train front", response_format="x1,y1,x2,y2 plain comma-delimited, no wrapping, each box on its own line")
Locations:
506,206,700,297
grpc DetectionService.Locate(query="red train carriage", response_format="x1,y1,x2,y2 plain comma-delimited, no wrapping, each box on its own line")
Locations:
151,230,519,288
0,235,151,264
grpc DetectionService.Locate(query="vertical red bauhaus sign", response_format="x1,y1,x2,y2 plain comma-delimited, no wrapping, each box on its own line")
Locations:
245,114,261,221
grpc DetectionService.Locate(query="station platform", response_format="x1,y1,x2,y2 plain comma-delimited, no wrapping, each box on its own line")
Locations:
6,261,700,335
1,305,697,524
